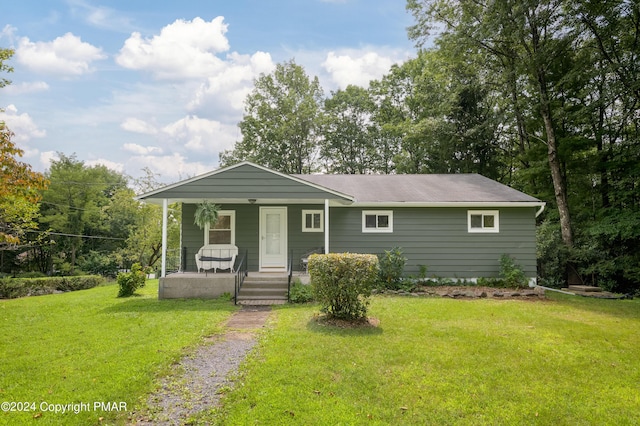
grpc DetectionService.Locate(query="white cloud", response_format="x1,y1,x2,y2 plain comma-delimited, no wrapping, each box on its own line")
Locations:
126,153,211,182
3,81,50,95
1,25,17,41
39,151,57,170
188,51,275,113
86,158,125,173
67,0,136,33
322,49,406,89
121,117,158,135
116,17,231,79
16,32,106,76
123,143,163,155
0,104,46,142
161,115,236,153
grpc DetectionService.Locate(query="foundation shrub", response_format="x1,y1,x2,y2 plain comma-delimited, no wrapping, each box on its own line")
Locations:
289,280,314,303
378,247,407,290
308,253,379,320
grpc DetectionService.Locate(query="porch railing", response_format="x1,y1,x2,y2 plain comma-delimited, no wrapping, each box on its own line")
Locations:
287,249,293,302
234,249,248,305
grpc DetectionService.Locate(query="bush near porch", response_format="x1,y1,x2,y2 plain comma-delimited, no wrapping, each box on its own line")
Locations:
308,253,379,320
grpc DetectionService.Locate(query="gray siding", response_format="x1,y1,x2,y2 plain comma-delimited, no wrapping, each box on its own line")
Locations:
329,207,537,278
182,203,537,278
182,203,325,272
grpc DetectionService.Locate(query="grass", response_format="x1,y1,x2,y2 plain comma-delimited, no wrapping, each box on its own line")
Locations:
211,293,640,425
0,280,237,425
2,284,639,425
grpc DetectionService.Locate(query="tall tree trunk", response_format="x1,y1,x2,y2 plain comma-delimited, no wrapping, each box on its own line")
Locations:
537,72,574,248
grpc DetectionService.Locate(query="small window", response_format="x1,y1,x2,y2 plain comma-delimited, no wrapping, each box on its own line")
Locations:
468,210,499,233
302,210,323,232
205,211,235,244
362,210,393,233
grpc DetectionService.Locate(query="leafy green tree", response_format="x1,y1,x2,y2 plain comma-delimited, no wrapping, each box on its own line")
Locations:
321,85,381,174
221,59,324,173
0,49,49,252
0,123,49,250
38,154,128,274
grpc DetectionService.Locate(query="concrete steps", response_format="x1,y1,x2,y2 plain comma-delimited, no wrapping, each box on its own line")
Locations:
564,285,627,299
236,274,288,302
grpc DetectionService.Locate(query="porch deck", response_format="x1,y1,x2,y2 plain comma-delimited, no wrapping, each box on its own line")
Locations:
158,271,309,300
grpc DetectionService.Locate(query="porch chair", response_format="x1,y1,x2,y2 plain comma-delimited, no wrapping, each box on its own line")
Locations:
195,244,238,273
300,247,324,274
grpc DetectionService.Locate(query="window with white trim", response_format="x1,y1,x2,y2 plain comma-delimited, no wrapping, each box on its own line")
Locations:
302,210,323,232
204,211,236,244
362,210,393,233
467,210,499,233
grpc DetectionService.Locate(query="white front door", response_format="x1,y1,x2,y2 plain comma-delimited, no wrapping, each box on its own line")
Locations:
259,207,287,270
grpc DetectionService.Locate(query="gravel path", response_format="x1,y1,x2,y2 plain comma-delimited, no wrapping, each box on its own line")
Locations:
132,306,272,425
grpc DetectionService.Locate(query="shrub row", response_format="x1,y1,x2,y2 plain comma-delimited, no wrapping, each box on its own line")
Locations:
0,275,104,299
308,253,379,320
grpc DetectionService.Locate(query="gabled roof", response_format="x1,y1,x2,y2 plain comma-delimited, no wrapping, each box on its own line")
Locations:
136,161,354,204
296,174,542,204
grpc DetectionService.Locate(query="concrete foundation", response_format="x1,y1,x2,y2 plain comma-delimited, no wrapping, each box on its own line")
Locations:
159,273,235,299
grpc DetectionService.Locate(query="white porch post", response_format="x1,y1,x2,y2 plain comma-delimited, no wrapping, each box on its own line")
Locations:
161,198,168,278
324,199,330,254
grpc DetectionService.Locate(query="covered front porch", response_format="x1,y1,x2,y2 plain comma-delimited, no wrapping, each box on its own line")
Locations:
136,161,351,301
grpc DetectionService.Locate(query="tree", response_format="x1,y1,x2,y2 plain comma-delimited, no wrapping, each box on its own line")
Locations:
38,154,128,273
220,60,324,173
0,48,49,251
321,85,381,174
0,123,49,249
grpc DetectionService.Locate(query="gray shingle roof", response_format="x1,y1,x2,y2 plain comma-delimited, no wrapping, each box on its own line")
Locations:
295,174,541,203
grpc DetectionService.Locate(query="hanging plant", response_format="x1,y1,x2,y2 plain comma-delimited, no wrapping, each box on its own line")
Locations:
194,201,221,230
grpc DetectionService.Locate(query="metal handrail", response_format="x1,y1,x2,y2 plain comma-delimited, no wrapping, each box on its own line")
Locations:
287,249,293,302
234,249,248,305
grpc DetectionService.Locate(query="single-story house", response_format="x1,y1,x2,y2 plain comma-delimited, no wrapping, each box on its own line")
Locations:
136,161,544,299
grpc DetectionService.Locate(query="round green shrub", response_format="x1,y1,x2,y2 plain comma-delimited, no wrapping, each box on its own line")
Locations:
308,253,379,320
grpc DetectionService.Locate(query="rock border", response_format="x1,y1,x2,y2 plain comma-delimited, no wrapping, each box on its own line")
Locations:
374,285,546,299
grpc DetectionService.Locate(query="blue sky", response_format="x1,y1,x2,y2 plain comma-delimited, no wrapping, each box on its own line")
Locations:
1,0,417,184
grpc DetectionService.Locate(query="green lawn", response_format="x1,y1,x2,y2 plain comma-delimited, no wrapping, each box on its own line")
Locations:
212,294,640,425
2,285,639,425
0,280,237,425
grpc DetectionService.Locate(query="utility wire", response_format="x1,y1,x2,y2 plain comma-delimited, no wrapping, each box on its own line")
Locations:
25,230,126,241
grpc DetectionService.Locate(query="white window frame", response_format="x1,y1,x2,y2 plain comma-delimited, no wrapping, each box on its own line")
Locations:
302,210,324,232
362,210,393,233
467,210,499,233
204,210,236,245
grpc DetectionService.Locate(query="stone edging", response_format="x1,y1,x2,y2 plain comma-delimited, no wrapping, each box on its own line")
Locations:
375,286,546,299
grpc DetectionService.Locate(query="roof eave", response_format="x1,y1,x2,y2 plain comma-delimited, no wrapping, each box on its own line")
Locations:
335,201,546,208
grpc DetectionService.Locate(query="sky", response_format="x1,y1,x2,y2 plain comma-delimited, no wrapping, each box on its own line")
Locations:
1,0,417,185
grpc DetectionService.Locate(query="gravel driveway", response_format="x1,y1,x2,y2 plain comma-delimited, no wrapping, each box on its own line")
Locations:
131,305,272,425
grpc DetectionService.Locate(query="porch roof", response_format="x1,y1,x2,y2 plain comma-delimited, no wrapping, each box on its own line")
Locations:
136,161,354,205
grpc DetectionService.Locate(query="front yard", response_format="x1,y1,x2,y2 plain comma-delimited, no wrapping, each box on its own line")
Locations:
1,281,638,425
213,294,640,425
